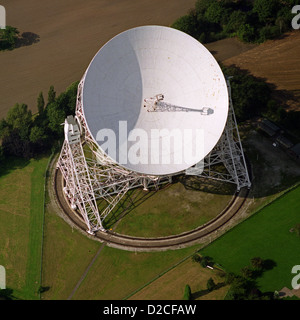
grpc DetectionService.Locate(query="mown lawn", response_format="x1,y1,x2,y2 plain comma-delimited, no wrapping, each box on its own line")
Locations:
112,179,235,237
200,185,300,293
0,156,49,299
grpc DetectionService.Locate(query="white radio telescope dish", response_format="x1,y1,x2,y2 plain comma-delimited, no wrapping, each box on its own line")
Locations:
82,25,229,175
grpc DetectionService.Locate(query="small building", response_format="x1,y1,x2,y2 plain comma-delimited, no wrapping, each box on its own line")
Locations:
258,119,280,137
276,135,294,149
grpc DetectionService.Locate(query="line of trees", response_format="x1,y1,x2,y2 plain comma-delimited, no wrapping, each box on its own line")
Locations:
171,0,300,44
0,81,79,159
190,253,278,300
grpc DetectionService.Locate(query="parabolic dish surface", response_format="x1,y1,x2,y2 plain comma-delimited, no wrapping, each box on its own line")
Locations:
82,25,229,175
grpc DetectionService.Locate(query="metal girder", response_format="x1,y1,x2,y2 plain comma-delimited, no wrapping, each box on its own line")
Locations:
186,80,251,191
57,77,250,234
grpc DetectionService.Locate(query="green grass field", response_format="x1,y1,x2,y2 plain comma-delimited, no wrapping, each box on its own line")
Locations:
107,177,236,237
0,156,49,299
41,199,199,300
200,185,300,293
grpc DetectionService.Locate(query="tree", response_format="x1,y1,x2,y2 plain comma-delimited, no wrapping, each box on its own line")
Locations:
225,272,236,285
0,145,4,163
47,85,56,105
237,24,256,43
37,91,45,115
29,126,47,144
241,266,254,279
251,257,264,270
2,129,32,158
253,0,279,24
192,253,201,263
46,102,65,135
0,26,19,50
224,10,248,35
171,12,199,38
6,103,32,140
207,278,216,291
204,1,224,24
195,0,215,15
183,284,192,300
200,256,214,268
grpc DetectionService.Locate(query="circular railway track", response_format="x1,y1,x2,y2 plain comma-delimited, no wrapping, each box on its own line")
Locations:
53,165,250,252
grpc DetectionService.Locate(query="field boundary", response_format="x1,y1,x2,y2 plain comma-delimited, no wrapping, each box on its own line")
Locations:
123,181,300,300
39,152,55,300
123,248,200,300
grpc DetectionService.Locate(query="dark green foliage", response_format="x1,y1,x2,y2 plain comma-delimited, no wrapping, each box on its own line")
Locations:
46,102,65,135
37,92,45,115
204,1,224,24
0,26,19,50
171,0,297,44
0,288,15,300
6,103,32,141
241,266,254,279
200,256,214,268
207,277,216,291
224,10,248,35
191,253,202,263
222,66,271,122
47,85,56,105
225,257,277,299
183,284,192,300
0,81,79,158
250,257,264,270
171,12,199,38
253,0,279,24
237,24,256,42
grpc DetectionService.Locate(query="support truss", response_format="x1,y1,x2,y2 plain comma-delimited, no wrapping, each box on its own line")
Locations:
57,76,250,234
186,80,251,191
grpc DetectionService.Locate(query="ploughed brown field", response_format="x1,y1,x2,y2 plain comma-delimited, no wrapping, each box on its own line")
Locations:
223,31,300,111
1,1,299,120
0,0,196,118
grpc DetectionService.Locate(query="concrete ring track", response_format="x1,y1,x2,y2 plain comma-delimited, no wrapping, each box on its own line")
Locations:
53,165,250,252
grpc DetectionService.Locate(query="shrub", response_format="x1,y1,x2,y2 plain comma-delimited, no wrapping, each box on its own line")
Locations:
183,284,192,300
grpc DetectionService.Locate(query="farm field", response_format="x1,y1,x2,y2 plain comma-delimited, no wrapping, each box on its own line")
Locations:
0,155,49,300
223,31,300,111
1,0,300,302
41,203,199,300
129,257,229,300
200,185,300,294
0,0,196,119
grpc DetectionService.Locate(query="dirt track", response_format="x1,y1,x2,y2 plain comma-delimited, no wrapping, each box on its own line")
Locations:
0,0,195,118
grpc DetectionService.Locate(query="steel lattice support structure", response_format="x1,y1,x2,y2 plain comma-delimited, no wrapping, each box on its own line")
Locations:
187,80,251,191
57,77,250,234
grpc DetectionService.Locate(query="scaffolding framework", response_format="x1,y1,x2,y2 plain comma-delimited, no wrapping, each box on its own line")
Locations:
57,77,251,234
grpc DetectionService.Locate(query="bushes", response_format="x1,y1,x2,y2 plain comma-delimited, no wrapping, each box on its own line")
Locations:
183,284,192,300
222,65,271,122
171,0,299,44
0,26,19,50
237,24,256,43
0,82,79,159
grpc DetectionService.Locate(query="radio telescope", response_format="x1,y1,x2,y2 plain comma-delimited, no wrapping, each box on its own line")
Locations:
57,26,251,234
